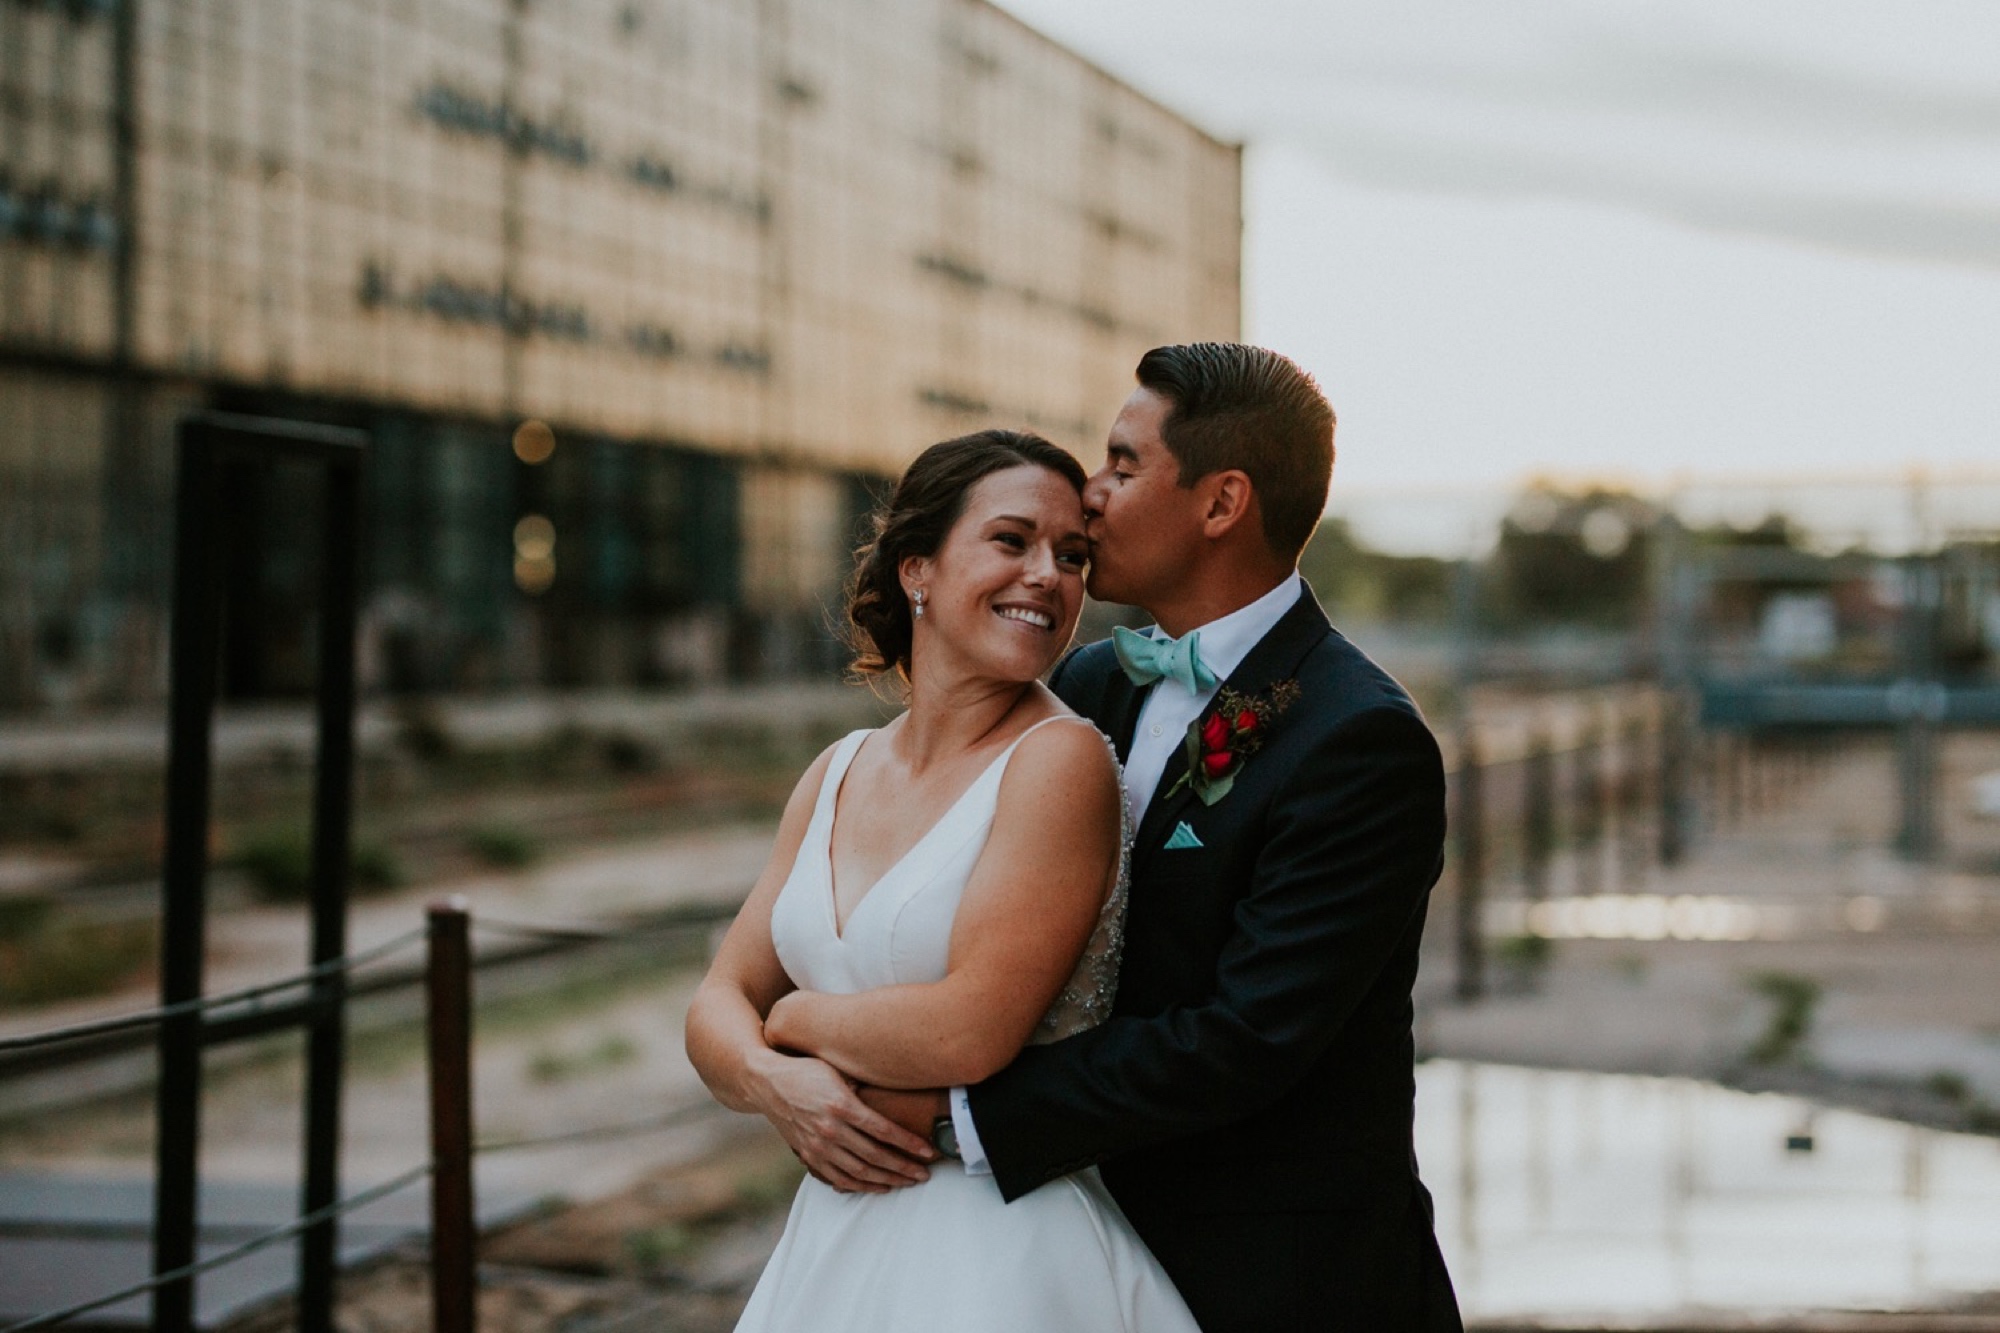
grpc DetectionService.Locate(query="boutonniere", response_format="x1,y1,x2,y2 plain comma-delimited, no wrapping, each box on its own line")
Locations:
1168,680,1302,806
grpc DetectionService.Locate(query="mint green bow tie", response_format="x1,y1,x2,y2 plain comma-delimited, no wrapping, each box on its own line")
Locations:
1113,625,1218,693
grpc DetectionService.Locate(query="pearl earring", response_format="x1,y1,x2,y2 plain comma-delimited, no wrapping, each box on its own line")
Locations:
913,588,926,619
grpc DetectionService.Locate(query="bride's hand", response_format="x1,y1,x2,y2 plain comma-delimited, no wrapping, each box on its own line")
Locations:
856,1085,948,1140
763,990,808,1051
748,1048,937,1194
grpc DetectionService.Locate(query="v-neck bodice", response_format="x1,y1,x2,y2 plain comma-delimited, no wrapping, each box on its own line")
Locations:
770,718,1081,998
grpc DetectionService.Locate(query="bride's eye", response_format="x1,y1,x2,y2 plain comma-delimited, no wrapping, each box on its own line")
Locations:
1057,549,1088,571
993,532,1026,550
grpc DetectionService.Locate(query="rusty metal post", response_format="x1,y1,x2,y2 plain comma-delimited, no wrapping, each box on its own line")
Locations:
427,899,475,1333
1572,720,1604,896
1620,712,1651,889
1453,726,1486,1003
1522,732,1554,901
1658,695,1690,867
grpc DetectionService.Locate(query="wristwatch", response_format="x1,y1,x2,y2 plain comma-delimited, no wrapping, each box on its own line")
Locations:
930,1114,962,1161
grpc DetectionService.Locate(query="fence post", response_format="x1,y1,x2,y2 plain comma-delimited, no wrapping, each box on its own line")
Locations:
428,899,476,1333
152,423,224,1333
1522,731,1553,902
1658,694,1690,867
298,438,365,1333
1572,718,1604,896
1620,711,1651,889
1454,726,1486,1003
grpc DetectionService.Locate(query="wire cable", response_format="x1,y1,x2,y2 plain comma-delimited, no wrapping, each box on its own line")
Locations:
0,1162,432,1333
0,926,426,1057
468,907,733,944
474,1099,723,1155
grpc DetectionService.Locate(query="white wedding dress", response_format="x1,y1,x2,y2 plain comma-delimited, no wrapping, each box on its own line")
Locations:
734,718,1200,1333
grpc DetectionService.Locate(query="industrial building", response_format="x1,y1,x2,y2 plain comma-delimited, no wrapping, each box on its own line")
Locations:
0,0,1240,707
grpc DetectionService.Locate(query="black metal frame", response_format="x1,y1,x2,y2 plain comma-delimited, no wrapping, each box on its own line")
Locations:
153,412,368,1333
1688,546,2000,861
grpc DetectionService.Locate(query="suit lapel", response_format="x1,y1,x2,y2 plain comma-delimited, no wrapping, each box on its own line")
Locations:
1103,670,1149,766
1131,586,1332,869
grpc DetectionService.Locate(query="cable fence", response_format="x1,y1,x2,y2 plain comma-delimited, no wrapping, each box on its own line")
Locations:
0,902,740,1333
1436,686,1863,999
0,904,736,1083
468,903,742,946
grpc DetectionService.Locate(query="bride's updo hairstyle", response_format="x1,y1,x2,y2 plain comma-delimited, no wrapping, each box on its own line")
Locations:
847,428,1086,681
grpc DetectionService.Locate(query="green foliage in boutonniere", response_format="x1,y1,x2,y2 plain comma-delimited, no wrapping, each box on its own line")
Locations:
1168,679,1303,806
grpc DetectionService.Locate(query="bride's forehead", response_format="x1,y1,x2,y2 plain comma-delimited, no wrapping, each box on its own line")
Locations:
959,466,1083,518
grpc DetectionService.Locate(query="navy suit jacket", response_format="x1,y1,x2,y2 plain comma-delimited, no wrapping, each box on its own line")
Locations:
967,584,1460,1330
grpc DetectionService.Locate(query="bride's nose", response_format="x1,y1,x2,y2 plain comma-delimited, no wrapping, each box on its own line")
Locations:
1020,544,1058,586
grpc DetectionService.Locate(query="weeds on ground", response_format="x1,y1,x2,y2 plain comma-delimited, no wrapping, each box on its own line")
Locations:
1491,932,1554,994
624,1222,701,1274
527,1032,640,1084
734,1154,806,1211
1745,970,1821,1066
234,823,405,900
0,915,157,1004
1924,1069,2000,1135
1494,932,1553,970
468,823,542,869
620,1152,803,1279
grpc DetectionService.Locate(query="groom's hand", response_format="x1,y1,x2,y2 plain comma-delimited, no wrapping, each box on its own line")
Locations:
857,1085,948,1141
749,1051,935,1193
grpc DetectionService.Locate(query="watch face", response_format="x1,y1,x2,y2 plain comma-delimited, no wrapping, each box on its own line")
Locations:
932,1115,961,1159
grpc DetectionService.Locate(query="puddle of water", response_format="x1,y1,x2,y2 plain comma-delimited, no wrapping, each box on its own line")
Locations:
1484,886,2000,941
1415,1061,2000,1319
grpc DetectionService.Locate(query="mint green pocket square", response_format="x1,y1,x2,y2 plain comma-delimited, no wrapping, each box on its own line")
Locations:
1164,821,1203,850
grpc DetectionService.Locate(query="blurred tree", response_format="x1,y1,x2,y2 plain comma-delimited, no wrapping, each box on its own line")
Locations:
1693,513,1799,550
1299,518,1454,624
1490,482,1658,627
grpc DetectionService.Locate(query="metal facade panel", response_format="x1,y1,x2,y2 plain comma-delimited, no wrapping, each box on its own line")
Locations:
0,6,120,357
108,0,1238,469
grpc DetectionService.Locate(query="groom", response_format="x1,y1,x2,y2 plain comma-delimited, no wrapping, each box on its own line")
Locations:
820,343,1458,1331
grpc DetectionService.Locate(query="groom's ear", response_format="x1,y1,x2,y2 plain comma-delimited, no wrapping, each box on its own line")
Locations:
1197,469,1257,541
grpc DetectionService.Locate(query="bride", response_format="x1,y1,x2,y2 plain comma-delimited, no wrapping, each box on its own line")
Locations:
685,429,1199,1331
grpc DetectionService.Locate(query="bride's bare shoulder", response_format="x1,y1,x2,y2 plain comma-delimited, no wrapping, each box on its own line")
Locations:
1004,711,1120,803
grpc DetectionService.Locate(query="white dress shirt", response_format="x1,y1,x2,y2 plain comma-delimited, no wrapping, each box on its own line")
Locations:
952,572,1304,1176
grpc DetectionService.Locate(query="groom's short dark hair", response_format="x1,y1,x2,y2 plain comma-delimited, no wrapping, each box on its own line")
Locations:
1136,343,1334,563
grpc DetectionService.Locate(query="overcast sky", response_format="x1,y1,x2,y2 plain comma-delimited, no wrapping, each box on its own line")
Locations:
992,2,2000,548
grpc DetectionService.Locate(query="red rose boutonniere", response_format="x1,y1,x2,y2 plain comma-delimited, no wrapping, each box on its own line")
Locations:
1168,679,1303,806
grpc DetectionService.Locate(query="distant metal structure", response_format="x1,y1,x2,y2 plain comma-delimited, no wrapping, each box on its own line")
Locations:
154,413,368,1333
1667,508,2000,861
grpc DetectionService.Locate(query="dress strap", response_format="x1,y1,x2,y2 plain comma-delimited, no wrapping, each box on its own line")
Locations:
1000,713,1096,756
980,715,1103,793
811,729,872,828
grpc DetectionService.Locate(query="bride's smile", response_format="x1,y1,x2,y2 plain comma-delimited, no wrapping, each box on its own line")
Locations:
993,603,1057,631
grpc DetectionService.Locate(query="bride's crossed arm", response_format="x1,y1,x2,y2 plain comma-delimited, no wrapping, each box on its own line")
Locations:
685,744,936,1193
763,720,1122,1090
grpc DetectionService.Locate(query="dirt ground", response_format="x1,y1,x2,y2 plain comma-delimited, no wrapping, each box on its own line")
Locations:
1425,731,2000,1132
219,1128,794,1333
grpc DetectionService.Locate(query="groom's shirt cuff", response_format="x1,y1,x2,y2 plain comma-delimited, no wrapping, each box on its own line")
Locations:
949,1086,993,1176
